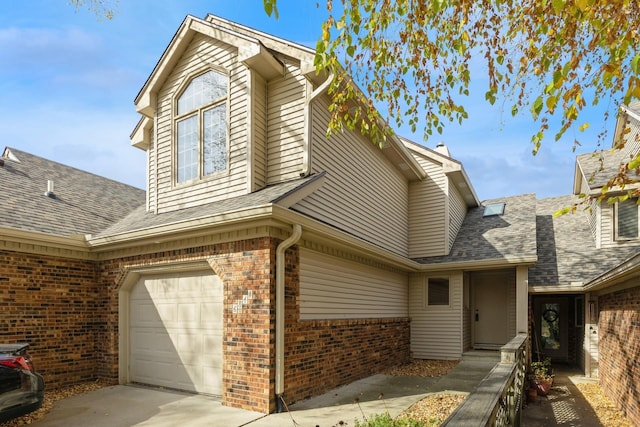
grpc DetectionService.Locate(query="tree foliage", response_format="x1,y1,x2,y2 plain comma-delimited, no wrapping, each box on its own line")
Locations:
69,0,118,20
313,0,639,156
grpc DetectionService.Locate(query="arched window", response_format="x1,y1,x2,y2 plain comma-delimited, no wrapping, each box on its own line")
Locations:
175,70,228,183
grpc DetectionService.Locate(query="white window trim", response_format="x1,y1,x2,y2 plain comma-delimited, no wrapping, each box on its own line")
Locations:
173,67,231,186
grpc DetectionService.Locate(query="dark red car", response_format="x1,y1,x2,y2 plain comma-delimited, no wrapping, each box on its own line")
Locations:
0,344,45,423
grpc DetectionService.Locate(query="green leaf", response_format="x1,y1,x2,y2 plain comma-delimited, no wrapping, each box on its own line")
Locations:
346,45,355,57
532,96,544,118
632,54,640,75
552,0,565,14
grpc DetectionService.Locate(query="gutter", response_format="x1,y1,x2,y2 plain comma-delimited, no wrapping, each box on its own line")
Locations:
275,223,302,412
303,73,334,177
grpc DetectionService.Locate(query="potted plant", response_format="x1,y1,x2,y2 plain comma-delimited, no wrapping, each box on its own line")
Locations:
529,357,554,396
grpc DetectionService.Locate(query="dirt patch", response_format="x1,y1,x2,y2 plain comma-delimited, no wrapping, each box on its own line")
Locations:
382,359,466,426
575,382,633,427
381,359,459,378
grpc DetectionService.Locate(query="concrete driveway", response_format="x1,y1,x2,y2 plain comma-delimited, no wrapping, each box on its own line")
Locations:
29,360,496,427
28,385,265,427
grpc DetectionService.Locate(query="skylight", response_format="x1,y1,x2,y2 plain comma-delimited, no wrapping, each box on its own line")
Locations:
483,202,505,217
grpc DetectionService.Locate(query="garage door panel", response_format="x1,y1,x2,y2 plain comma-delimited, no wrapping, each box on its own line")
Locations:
129,272,223,396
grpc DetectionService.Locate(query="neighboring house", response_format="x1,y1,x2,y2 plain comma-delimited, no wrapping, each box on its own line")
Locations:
0,14,638,423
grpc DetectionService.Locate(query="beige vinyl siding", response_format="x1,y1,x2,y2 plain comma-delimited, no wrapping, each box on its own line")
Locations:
154,34,249,213
462,273,471,352
507,276,516,338
600,203,615,248
266,57,306,183
619,115,640,156
409,272,463,359
408,156,447,258
251,72,267,190
147,127,156,213
448,182,467,253
299,248,408,320
294,95,409,256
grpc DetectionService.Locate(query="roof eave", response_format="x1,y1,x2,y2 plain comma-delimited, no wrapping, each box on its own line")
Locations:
134,15,285,118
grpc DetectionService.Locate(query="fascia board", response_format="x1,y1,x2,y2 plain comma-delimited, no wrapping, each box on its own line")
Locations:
205,13,316,59
87,205,277,247
272,172,326,208
573,160,585,194
583,252,640,292
135,15,268,117
404,139,479,206
134,16,195,116
130,116,152,150
0,226,92,260
415,257,537,272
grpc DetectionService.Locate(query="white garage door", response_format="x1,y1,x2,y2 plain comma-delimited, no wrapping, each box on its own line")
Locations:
129,271,223,396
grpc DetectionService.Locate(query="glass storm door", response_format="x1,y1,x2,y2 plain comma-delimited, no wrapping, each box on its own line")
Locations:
534,297,568,361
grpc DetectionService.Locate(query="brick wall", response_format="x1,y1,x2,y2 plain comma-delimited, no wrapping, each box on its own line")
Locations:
98,237,276,414
0,250,101,389
281,246,411,407
598,285,640,426
2,237,411,415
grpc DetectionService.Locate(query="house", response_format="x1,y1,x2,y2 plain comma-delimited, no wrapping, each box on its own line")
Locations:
1,14,638,423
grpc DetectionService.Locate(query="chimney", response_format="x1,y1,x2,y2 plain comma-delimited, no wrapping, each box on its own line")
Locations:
435,141,451,157
44,180,56,198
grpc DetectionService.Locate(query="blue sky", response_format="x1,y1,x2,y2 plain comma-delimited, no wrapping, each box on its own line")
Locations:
0,1,616,201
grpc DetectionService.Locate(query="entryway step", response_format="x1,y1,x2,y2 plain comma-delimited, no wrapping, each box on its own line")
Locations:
462,350,500,363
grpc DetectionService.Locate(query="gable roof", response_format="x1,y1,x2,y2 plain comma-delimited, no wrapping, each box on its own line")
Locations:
0,147,145,237
402,138,480,207
414,193,537,268
135,14,306,118
528,195,640,289
574,149,633,194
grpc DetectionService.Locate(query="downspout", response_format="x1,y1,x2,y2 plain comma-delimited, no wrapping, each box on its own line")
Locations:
303,73,334,177
275,224,302,412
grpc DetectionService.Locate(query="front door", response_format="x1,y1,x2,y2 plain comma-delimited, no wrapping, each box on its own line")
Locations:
533,297,568,362
473,276,509,349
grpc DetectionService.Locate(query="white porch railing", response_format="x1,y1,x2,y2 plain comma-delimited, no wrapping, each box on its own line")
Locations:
441,333,528,427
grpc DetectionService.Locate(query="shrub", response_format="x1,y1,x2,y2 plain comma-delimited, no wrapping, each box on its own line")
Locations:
354,413,425,427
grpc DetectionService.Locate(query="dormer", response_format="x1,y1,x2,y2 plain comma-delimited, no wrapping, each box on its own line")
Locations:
574,101,640,248
131,15,320,215
402,139,479,258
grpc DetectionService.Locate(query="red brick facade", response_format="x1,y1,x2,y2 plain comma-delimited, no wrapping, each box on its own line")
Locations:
2,237,411,414
0,250,101,388
598,285,640,426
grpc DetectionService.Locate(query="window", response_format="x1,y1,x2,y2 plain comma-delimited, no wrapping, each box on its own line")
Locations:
483,202,505,217
616,198,639,240
175,70,228,183
427,277,450,306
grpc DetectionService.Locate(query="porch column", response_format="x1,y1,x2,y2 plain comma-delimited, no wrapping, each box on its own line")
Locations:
516,266,528,333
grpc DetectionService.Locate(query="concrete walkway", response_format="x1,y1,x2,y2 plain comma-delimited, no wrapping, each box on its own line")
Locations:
522,367,606,427
247,359,496,427
28,362,618,426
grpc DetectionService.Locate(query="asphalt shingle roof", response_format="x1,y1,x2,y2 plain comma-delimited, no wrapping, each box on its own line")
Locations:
414,193,538,265
576,149,632,191
93,173,324,238
529,195,640,286
1,147,145,237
